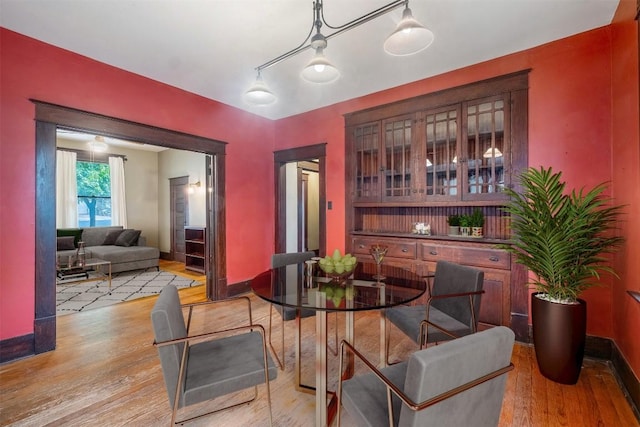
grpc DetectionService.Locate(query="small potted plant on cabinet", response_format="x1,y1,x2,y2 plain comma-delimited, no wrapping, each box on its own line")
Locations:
470,208,484,238
447,215,460,235
459,214,471,237
500,166,624,384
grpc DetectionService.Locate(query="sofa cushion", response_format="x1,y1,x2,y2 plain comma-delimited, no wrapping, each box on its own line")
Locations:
57,236,76,251
115,229,141,247
82,226,124,247
57,228,83,248
103,229,123,245
90,245,159,264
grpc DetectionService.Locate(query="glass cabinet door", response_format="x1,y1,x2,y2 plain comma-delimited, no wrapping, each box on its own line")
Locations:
464,95,510,200
353,122,381,202
424,107,460,199
382,115,414,201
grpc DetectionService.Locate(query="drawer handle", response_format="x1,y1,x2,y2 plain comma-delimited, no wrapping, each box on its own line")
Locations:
430,250,438,255
402,248,408,253
358,244,365,249
489,256,499,262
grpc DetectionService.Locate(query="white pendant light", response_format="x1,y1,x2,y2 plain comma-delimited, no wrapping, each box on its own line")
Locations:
384,5,434,56
301,48,340,84
301,32,340,84
244,73,276,105
87,135,108,153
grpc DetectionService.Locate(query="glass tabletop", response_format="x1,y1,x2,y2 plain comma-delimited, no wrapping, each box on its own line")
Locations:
250,261,427,312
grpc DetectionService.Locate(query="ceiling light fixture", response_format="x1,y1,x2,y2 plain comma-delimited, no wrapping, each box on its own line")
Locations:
244,71,277,105
87,135,108,153
244,0,433,104
384,3,434,56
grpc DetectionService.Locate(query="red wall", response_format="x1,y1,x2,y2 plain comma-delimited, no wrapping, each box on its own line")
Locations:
0,28,276,339
2,20,638,379
611,19,640,381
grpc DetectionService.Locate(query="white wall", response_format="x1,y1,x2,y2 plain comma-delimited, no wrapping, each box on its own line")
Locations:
157,149,207,253
306,170,319,252
56,138,160,247
285,162,298,252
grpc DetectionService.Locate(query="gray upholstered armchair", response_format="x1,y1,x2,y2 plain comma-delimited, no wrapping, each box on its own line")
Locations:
337,326,515,427
385,260,484,364
151,285,277,425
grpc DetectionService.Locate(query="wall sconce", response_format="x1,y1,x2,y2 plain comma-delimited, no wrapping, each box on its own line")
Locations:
188,181,201,194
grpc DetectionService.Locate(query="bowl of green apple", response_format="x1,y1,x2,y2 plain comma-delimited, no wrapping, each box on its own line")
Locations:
317,249,358,284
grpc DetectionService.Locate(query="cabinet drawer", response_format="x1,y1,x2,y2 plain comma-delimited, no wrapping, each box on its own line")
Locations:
420,244,510,270
386,242,417,259
352,238,417,260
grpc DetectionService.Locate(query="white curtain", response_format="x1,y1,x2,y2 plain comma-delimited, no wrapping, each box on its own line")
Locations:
56,150,78,228
109,156,127,227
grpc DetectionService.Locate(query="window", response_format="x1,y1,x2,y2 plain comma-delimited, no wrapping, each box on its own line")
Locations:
76,160,111,227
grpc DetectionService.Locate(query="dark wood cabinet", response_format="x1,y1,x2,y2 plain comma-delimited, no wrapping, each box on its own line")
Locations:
345,71,530,341
184,226,206,274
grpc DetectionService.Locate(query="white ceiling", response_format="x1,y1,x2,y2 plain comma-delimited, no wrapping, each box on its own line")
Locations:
1,0,620,120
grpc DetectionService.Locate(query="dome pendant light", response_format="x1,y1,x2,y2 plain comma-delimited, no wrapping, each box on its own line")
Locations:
384,4,434,56
88,135,108,153
301,33,340,84
244,72,276,105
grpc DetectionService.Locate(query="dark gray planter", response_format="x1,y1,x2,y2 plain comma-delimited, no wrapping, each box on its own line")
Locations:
531,292,587,385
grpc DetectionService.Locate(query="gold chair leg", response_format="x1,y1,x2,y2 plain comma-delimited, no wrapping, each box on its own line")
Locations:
268,304,285,370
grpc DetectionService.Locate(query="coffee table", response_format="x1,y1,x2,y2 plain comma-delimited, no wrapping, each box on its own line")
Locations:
56,258,112,293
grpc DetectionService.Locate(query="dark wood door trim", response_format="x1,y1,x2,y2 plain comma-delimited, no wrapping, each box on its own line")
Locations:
274,143,327,256
25,100,227,361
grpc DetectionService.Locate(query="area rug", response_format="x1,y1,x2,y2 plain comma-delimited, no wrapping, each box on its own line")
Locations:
56,268,203,315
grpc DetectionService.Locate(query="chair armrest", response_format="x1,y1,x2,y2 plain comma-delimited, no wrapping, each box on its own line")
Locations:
181,295,253,333
427,289,484,302
339,339,514,419
153,323,266,348
422,289,484,347
419,320,459,340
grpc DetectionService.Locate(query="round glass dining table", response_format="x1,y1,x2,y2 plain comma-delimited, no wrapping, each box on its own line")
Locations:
250,261,427,427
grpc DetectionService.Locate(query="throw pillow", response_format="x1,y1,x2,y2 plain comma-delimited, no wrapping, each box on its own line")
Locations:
103,229,123,245
115,229,141,247
56,236,76,251
57,228,83,248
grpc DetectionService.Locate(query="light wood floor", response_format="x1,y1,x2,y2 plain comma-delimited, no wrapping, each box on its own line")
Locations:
159,259,207,282
1,284,638,426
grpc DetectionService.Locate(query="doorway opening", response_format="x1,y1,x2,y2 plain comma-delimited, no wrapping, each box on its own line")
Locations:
34,100,226,355
274,144,326,256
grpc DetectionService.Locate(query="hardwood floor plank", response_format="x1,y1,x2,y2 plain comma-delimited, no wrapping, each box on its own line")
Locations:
1,285,637,427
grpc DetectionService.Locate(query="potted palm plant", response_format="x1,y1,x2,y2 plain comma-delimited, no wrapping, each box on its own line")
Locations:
500,166,624,384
